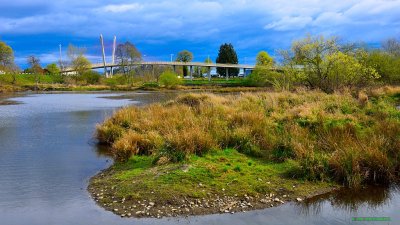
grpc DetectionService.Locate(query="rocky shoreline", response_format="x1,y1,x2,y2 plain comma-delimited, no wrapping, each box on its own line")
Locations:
88,168,337,219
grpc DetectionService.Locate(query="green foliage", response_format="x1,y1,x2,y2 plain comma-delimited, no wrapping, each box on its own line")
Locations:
159,71,182,87
216,43,239,76
326,51,380,90
175,50,194,77
256,51,274,66
245,68,294,91
82,71,100,85
46,63,60,75
281,35,380,92
365,50,400,84
67,44,91,82
0,40,15,71
45,63,63,83
176,50,193,62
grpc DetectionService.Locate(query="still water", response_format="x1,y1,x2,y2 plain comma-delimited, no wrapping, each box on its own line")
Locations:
0,92,399,225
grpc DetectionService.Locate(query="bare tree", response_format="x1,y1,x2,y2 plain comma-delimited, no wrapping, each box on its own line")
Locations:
115,41,142,76
27,55,41,90
382,38,400,57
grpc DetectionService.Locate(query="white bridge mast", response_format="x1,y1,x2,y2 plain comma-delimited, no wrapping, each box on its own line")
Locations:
111,36,116,77
100,34,108,78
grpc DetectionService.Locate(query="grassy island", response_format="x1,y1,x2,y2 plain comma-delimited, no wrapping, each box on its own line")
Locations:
89,87,400,218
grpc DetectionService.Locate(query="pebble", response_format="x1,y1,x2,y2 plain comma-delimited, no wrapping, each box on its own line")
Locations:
296,198,303,202
114,209,119,212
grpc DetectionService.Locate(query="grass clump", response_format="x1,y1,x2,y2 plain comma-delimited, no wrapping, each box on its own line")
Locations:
97,90,400,187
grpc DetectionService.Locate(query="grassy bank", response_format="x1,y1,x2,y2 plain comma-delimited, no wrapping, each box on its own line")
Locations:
89,149,334,218
92,87,400,217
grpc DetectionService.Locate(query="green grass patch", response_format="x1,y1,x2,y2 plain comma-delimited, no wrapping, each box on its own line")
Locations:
94,149,334,202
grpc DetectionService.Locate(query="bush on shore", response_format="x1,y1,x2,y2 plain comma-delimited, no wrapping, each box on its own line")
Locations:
97,89,400,187
158,71,182,88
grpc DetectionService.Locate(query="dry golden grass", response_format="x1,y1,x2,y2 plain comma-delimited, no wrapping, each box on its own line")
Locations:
97,89,400,187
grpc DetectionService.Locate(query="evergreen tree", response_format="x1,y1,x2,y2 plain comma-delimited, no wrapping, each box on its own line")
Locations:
216,43,239,77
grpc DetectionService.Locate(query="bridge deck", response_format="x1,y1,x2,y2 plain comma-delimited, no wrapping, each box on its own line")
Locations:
63,61,256,72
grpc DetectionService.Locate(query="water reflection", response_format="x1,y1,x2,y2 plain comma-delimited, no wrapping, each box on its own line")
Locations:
299,185,396,216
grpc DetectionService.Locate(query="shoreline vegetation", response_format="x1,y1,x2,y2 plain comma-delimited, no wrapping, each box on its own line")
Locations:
89,87,400,218
0,74,270,94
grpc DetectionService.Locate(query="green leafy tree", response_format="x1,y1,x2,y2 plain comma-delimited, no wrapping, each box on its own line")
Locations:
72,56,91,78
176,50,193,77
46,63,60,75
246,51,279,88
216,43,239,77
256,51,274,67
67,44,91,83
0,40,15,71
46,63,63,83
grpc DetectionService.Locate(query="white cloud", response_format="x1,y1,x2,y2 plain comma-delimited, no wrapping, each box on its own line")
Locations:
265,16,313,31
2,0,400,65
100,3,142,13
313,12,347,26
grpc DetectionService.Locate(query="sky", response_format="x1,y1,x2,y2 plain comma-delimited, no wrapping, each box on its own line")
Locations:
0,0,399,69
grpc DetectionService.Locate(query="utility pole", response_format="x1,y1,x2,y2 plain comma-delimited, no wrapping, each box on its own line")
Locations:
100,34,108,78
59,44,63,73
111,35,116,77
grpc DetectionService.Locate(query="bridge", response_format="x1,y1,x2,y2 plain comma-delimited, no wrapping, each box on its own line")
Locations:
63,61,256,81
63,35,257,80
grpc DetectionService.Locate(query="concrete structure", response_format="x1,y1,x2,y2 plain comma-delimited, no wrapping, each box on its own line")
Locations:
99,34,108,78
63,61,256,80
111,36,117,77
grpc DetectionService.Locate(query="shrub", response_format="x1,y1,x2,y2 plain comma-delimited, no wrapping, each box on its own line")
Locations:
159,71,182,87
82,71,100,84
